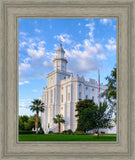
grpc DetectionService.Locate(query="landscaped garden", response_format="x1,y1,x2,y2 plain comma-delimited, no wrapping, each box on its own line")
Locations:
19,99,117,142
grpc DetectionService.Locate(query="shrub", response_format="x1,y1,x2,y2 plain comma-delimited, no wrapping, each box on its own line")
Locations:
54,132,61,135
67,129,73,135
48,131,54,134
101,131,105,134
62,129,73,135
39,128,44,134
19,130,36,134
73,130,85,135
62,130,67,135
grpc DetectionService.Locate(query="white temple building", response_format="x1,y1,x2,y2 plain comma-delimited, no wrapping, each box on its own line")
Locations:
41,43,116,133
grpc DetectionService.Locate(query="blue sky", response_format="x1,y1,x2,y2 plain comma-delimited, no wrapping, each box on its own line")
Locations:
19,18,116,116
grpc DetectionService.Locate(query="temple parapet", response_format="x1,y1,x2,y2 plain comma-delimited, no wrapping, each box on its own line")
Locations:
60,74,106,89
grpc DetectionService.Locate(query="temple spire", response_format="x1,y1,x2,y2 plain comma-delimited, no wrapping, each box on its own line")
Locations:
60,40,63,47
53,42,68,72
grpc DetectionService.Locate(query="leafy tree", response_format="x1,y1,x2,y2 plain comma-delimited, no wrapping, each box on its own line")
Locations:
29,114,42,128
75,99,97,132
75,99,113,137
53,114,65,133
93,102,114,137
19,116,25,130
20,115,29,123
19,114,42,132
101,67,116,123
29,99,45,134
101,67,116,110
19,115,29,130
24,119,35,131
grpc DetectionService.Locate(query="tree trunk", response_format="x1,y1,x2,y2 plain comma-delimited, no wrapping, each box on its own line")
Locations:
36,111,39,134
58,123,60,133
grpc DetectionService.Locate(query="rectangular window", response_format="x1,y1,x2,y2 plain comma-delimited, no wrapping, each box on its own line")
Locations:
51,90,53,103
61,95,63,103
68,93,70,101
45,94,46,103
92,96,94,101
86,95,88,99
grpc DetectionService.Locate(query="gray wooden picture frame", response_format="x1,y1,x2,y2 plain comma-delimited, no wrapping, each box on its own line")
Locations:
0,0,135,159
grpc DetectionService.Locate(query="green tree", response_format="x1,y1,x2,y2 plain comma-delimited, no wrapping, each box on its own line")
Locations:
19,115,29,130
24,119,35,131
101,67,116,123
75,99,97,132
102,67,116,110
93,102,114,137
75,99,113,137
19,114,42,132
20,115,29,123
19,116,24,130
53,114,65,133
29,114,42,129
29,99,45,134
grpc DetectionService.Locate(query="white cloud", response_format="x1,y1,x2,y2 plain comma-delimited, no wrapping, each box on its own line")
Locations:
43,61,53,68
105,38,116,50
100,19,112,25
23,57,31,63
54,34,72,44
65,39,105,74
96,54,106,60
19,57,31,71
54,44,58,50
19,71,47,80
19,81,29,85
19,36,54,80
19,41,27,48
27,40,46,58
19,63,31,70
35,29,41,33
113,25,116,30
19,26,111,81
20,32,27,36
85,22,95,42
32,89,38,92
19,98,32,108
108,38,115,45
27,47,45,58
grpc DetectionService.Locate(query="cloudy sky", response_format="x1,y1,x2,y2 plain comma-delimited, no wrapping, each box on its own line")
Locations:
19,18,116,115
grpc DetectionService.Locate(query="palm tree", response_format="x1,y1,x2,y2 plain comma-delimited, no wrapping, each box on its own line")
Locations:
29,99,45,134
53,114,65,133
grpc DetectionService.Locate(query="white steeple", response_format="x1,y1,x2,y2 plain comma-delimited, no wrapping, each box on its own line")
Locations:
53,43,68,72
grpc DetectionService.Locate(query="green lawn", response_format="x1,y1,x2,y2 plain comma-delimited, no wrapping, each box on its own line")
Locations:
19,134,116,141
